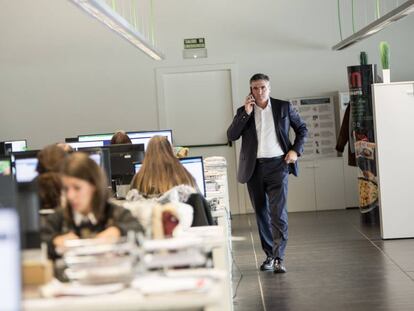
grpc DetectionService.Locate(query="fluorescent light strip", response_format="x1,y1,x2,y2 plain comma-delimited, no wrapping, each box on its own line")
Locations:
69,0,164,60
332,0,414,50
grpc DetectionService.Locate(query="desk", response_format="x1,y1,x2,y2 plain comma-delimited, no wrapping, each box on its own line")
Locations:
23,226,233,311
184,226,232,311
23,275,225,311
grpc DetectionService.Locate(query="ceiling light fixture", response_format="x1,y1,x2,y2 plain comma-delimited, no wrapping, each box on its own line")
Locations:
332,0,414,50
69,0,164,60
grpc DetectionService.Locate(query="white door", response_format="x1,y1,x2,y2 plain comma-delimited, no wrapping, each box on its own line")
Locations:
156,65,245,215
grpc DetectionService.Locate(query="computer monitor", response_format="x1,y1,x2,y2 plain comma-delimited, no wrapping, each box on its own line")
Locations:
77,130,173,145
134,156,206,196
68,141,105,149
65,137,78,143
13,151,39,183
6,140,27,152
127,130,173,145
16,180,40,249
179,157,206,197
0,139,27,155
0,158,16,209
80,148,112,186
0,208,21,311
89,153,101,166
110,143,145,185
12,151,41,249
78,133,114,142
0,156,12,176
130,137,153,150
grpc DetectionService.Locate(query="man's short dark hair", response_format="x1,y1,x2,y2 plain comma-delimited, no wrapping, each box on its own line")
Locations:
250,73,270,84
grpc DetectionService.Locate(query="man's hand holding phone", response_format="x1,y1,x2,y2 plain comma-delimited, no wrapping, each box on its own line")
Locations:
244,94,256,115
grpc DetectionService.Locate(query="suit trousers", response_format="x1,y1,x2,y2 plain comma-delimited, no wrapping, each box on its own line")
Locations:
247,157,289,260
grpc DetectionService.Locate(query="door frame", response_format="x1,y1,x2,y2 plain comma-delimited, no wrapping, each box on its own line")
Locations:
155,63,248,214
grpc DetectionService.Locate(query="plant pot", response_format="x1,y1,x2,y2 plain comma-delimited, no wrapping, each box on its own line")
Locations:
382,69,390,84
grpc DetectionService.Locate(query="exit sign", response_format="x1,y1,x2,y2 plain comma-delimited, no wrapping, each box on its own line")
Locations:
184,38,205,49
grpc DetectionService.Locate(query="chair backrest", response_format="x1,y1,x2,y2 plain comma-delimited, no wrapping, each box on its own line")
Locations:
185,193,214,227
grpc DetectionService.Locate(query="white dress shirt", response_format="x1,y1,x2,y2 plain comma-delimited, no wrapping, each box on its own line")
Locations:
254,100,284,158
73,211,98,226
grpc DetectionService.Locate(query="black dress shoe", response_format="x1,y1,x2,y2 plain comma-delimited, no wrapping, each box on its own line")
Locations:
273,258,286,273
260,256,275,271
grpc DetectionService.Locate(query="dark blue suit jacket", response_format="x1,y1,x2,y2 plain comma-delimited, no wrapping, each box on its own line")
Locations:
227,97,308,184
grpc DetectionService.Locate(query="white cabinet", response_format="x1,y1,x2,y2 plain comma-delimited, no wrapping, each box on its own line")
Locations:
372,82,414,239
288,157,346,212
314,157,346,211
288,161,316,212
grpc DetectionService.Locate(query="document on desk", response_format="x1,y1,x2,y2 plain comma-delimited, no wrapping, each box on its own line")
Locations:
131,274,213,295
40,279,124,298
142,236,203,252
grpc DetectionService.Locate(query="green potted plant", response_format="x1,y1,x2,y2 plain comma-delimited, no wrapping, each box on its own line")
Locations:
379,41,390,83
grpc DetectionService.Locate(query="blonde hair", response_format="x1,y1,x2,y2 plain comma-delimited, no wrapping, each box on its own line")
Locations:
130,136,196,196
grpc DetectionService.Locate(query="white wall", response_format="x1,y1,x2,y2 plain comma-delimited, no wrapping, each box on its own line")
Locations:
0,0,413,149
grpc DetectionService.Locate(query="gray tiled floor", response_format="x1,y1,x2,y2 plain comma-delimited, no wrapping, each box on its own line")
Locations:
231,210,414,311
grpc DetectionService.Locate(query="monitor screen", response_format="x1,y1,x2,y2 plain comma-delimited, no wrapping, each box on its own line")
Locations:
79,148,111,186
78,133,113,142
78,130,173,145
5,140,27,152
127,130,173,144
134,162,142,174
89,153,101,166
134,156,206,196
15,158,38,183
180,157,206,197
0,157,11,176
68,141,105,149
131,137,153,150
0,208,21,311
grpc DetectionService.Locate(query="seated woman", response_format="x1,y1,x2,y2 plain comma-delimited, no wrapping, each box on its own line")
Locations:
130,135,196,197
126,136,213,233
42,152,142,258
110,130,132,145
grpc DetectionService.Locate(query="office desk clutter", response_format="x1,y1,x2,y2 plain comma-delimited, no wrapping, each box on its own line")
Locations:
204,156,230,213
123,184,196,236
203,156,232,241
1,130,233,310
33,228,224,297
123,184,214,237
62,236,138,285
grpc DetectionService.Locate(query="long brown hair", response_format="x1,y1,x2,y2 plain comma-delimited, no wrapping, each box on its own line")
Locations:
38,173,62,210
37,144,67,174
62,152,109,221
130,136,196,196
37,144,67,210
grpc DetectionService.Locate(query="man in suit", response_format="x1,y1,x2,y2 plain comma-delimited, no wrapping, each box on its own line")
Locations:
227,73,307,273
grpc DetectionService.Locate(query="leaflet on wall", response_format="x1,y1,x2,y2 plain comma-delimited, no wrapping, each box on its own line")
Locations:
289,96,336,159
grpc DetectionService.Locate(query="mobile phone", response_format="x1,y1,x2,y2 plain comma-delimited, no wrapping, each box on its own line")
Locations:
249,88,256,105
